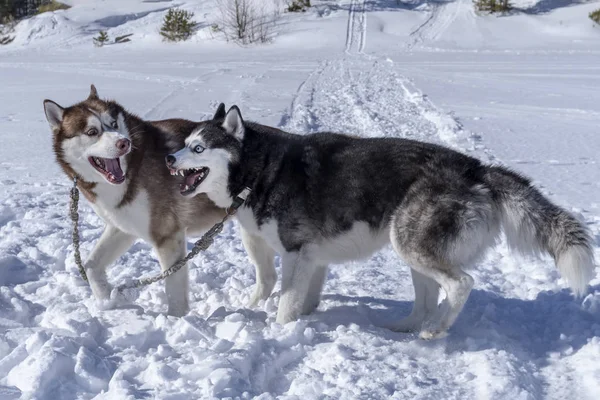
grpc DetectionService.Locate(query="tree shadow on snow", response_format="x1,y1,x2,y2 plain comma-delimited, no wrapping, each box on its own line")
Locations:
316,0,453,13
517,0,595,15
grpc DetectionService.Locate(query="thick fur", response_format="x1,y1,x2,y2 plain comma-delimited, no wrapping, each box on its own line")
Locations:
167,106,596,337
43,89,260,316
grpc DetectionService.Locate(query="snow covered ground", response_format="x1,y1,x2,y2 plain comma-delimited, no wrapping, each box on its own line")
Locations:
1,0,600,398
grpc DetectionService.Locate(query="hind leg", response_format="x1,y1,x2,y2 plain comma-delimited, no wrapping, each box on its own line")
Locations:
387,268,440,332
302,265,328,315
390,179,497,338
414,266,474,339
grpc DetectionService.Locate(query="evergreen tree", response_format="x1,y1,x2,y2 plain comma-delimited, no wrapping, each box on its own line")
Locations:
160,8,196,42
590,9,600,24
93,30,109,47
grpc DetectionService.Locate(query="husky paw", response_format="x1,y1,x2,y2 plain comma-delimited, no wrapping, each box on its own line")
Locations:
88,277,112,301
247,284,273,308
419,328,448,340
92,288,127,311
94,297,117,311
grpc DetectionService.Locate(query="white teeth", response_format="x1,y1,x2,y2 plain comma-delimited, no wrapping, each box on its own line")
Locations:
179,170,184,176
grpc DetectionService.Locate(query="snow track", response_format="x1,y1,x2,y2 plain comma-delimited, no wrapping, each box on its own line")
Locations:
344,0,367,54
407,0,469,50
283,0,476,153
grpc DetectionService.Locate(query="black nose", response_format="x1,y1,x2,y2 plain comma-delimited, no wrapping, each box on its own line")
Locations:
165,155,176,166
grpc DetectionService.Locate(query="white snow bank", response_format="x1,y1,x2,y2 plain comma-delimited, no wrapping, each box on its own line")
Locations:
10,12,81,47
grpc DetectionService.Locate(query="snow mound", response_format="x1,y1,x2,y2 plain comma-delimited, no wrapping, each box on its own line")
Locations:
11,12,81,47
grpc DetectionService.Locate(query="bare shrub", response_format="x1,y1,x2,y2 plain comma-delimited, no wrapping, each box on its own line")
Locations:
215,0,280,44
0,15,16,45
287,0,311,12
473,0,511,13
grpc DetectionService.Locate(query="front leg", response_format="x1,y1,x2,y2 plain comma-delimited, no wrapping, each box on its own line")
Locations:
276,252,316,325
154,232,189,317
85,225,136,300
302,265,328,315
240,228,277,307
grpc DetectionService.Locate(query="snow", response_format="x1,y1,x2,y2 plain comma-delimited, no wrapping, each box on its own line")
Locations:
1,0,600,398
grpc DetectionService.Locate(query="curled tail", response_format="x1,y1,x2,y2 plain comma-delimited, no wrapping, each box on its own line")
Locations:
486,166,595,296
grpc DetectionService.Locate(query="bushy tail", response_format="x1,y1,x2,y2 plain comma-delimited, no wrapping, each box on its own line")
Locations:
486,166,595,296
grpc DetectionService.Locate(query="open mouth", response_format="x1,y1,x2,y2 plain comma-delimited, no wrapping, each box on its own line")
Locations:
170,167,210,195
88,156,125,184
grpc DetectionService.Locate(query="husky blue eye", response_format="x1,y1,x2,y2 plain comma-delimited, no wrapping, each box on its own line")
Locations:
194,145,205,153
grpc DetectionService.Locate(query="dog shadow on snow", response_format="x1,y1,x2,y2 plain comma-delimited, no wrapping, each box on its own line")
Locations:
317,283,600,360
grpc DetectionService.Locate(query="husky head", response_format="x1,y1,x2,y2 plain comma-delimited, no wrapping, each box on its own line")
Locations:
43,85,132,186
166,105,244,206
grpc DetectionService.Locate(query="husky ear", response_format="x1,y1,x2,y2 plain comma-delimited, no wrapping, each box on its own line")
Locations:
88,84,99,100
43,100,64,129
213,103,226,120
222,106,245,141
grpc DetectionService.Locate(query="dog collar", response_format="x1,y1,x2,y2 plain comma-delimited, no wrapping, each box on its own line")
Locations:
227,186,252,214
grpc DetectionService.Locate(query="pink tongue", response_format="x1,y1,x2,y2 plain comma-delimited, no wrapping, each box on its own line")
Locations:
104,158,124,179
185,171,202,187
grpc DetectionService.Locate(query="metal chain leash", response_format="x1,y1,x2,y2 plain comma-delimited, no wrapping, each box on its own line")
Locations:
115,212,230,292
68,175,251,292
70,177,88,283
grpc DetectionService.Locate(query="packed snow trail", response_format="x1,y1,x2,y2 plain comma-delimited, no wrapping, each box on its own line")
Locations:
1,1,600,399
281,0,481,154
407,0,472,50
344,0,367,54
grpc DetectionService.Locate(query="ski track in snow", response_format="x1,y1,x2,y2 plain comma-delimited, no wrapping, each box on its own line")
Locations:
407,0,468,50
1,1,600,399
344,0,367,55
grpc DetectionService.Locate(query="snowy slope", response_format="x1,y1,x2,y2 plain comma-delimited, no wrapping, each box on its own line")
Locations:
1,0,600,399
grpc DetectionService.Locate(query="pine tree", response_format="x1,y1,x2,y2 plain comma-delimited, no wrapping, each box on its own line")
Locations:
93,30,109,47
590,9,600,25
160,8,196,42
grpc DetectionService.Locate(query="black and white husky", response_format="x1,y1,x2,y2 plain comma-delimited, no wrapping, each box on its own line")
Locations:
166,106,595,338
42,88,270,316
